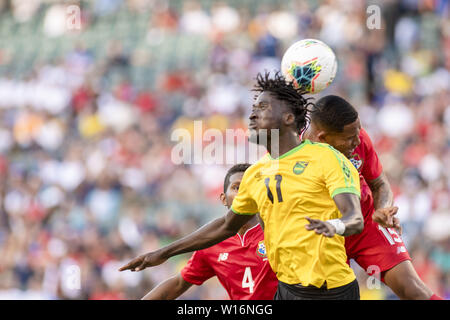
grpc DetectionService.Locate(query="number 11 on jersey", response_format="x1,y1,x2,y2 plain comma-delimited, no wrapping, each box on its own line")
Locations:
264,174,283,204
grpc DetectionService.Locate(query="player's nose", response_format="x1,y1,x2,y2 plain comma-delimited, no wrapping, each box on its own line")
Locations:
352,135,361,148
249,110,258,123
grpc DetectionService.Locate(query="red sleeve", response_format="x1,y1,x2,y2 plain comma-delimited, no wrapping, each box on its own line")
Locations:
180,250,215,285
358,128,383,181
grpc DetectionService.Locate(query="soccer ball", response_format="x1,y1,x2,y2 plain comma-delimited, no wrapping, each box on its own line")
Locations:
281,39,337,94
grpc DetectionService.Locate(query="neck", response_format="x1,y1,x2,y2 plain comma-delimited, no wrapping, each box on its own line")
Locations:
266,130,300,159
237,215,259,236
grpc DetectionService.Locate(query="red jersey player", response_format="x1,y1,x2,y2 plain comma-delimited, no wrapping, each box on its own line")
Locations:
303,95,443,300
142,163,278,300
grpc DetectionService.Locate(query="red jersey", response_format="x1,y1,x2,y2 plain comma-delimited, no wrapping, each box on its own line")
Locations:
348,128,383,222
350,128,383,181
180,224,278,300
345,128,411,275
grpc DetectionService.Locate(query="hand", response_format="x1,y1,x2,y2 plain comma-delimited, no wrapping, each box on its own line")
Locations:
305,217,336,238
372,206,402,235
119,250,167,272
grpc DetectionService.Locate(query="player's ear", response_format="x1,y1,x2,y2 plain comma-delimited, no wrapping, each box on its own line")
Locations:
316,130,328,143
220,193,227,206
283,112,295,126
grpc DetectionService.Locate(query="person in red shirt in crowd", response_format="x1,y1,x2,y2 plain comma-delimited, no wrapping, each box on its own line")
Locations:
303,95,443,300
141,163,278,300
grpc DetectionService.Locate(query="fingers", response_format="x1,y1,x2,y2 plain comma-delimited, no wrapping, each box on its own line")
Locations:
305,217,321,231
373,207,400,228
315,225,334,237
305,217,334,237
385,207,398,219
305,217,320,226
134,257,150,272
119,260,136,272
119,257,143,272
393,217,402,235
305,217,314,230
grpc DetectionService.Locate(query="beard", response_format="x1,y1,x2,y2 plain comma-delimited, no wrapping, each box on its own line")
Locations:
248,128,272,146
248,129,260,145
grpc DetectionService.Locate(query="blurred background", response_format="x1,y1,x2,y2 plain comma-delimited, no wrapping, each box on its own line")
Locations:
0,0,448,300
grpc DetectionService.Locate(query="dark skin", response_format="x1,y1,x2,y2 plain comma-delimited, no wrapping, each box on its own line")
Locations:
119,91,363,273
142,171,258,300
304,117,434,300
304,118,401,233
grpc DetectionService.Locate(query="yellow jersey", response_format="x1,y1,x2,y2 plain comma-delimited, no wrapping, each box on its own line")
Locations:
231,139,360,289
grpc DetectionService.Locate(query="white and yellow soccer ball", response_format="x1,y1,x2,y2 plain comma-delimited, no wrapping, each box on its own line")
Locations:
281,39,337,94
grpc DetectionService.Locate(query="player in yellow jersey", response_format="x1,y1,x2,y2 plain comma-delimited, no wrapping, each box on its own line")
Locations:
119,72,364,300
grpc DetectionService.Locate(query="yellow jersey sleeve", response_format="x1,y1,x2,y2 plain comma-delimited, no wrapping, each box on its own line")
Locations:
230,168,258,215
320,146,361,199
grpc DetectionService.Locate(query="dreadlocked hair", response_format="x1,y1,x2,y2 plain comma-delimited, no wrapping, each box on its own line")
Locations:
252,71,314,134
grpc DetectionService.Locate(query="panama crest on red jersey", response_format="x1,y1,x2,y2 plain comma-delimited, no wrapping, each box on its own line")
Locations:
256,241,267,258
349,153,363,172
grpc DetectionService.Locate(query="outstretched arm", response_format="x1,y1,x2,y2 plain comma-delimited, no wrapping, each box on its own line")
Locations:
142,273,193,300
119,210,254,272
306,193,363,237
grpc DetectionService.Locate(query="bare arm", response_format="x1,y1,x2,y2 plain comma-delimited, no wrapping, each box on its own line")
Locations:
119,210,254,272
142,273,193,300
306,193,363,237
367,172,401,233
367,172,393,209
332,193,364,236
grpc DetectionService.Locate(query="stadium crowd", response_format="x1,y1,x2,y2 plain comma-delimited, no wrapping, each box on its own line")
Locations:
0,0,448,299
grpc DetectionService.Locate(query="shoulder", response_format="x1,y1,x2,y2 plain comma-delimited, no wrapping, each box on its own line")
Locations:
357,128,373,150
354,127,378,163
359,127,370,140
247,223,264,240
304,140,345,158
239,156,268,181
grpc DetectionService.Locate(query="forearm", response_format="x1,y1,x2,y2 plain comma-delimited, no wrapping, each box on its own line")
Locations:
142,274,192,300
119,211,252,273
159,217,233,259
339,209,364,236
369,173,394,209
158,211,250,260
332,193,364,236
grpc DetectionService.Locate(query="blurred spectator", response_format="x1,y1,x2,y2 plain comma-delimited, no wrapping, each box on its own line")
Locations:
0,0,448,300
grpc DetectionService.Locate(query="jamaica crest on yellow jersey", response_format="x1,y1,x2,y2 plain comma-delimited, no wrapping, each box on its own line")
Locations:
293,161,309,175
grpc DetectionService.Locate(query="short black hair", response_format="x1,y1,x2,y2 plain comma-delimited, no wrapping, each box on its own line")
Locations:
310,95,358,132
223,163,251,193
253,71,313,134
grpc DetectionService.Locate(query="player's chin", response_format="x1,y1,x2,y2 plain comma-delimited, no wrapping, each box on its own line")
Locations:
248,130,261,144
345,148,356,158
